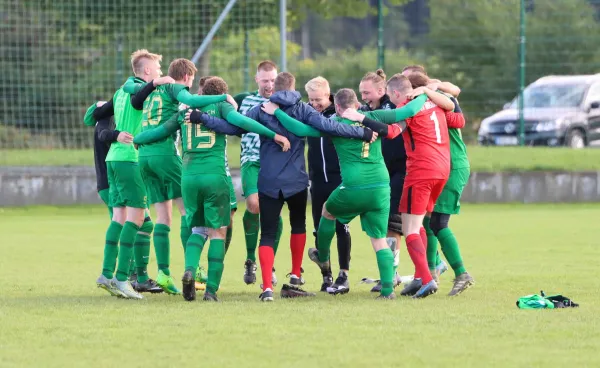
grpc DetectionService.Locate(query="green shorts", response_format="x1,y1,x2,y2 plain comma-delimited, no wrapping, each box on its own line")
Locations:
182,173,231,229
325,185,390,239
434,167,470,215
107,161,147,209
139,155,183,204
227,175,238,211
241,161,260,197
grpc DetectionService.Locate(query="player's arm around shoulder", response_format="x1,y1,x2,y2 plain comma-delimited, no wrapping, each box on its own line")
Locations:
186,108,244,136
300,102,370,141
261,102,321,138
133,110,181,146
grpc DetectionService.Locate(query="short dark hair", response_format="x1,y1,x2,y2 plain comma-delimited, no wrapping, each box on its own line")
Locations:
407,72,429,88
202,76,228,95
197,75,216,94
334,88,359,109
274,72,295,92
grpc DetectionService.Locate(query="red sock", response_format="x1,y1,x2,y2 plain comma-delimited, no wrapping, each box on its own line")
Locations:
290,233,306,277
258,245,274,291
405,234,432,284
419,226,427,248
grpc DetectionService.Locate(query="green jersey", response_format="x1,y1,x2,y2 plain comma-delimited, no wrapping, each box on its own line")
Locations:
331,115,389,189
238,92,267,165
139,84,187,157
449,128,470,169
181,101,236,176
106,84,143,162
134,97,276,178
437,91,469,170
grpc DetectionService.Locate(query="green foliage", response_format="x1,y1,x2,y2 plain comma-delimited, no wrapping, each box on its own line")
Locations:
291,47,445,98
212,27,302,93
0,125,67,149
426,0,600,121
288,0,412,25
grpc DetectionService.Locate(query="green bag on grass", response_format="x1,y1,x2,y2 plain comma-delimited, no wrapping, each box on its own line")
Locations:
516,291,579,309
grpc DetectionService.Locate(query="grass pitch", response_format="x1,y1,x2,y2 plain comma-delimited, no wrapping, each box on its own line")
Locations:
1,204,599,367
3,145,600,171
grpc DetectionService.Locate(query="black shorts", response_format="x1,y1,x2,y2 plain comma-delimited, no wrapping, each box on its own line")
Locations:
389,171,405,216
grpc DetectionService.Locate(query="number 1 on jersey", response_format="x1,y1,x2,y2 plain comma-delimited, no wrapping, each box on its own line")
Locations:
430,111,442,144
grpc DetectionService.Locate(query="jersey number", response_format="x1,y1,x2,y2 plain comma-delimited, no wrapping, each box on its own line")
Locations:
430,111,442,144
362,141,370,158
186,124,216,149
143,95,163,127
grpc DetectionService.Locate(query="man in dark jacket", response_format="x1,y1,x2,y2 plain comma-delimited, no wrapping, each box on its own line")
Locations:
245,72,375,302
304,76,352,295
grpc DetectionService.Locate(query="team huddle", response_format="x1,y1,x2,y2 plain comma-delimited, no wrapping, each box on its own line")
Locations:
83,49,474,302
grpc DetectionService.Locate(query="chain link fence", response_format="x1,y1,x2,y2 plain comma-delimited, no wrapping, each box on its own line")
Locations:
1,0,599,156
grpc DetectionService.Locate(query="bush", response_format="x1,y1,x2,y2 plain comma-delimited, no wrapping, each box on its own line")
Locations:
0,124,66,149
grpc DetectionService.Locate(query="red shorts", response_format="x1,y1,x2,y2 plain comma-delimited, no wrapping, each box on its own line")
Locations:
399,178,447,215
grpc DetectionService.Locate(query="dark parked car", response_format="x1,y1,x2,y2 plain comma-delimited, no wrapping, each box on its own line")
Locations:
478,74,600,148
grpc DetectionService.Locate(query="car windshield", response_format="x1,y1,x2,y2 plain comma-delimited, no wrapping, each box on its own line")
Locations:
509,83,588,108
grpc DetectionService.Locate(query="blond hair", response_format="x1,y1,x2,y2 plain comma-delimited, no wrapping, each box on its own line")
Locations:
168,58,198,80
131,49,162,76
334,88,359,109
361,69,387,89
305,76,330,95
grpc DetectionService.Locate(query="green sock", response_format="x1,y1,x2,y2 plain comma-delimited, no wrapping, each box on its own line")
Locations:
387,237,400,274
102,221,123,279
115,221,140,282
134,233,151,283
435,252,442,268
225,225,233,254
134,220,154,283
438,228,466,277
423,216,439,269
128,258,135,278
207,239,225,294
180,216,191,253
185,233,208,276
316,216,335,262
243,210,259,262
154,224,171,276
274,216,283,255
376,248,395,296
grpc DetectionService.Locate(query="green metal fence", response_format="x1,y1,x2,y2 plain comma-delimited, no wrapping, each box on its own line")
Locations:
1,0,599,155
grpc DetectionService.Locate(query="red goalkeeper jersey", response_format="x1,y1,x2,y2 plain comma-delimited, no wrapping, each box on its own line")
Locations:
398,98,465,181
